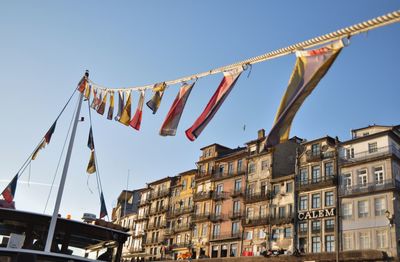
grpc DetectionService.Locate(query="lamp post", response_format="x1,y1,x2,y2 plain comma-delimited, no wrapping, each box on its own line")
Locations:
385,210,394,255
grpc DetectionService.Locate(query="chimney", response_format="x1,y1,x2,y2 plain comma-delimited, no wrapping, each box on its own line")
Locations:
258,129,265,139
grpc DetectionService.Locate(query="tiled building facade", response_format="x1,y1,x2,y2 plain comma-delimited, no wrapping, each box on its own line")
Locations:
113,125,400,261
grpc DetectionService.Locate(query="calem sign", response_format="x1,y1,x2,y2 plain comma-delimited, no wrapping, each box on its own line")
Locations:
298,208,335,221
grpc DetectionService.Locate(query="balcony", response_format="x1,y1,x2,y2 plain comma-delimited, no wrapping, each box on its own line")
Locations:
138,199,150,207
136,214,149,220
298,230,308,236
325,226,334,233
244,191,271,203
167,207,194,218
311,228,321,234
339,178,400,197
192,213,210,222
149,206,168,215
210,213,227,222
149,189,170,200
242,216,269,227
269,214,295,225
147,220,167,230
212,191,230,201
229,211,244,220
195,171,212,181
210,233,241,241
129,247,146,253
164,228,174,236
231,189,245,198
340,145,400,166
211,170,245,182
297,175,337,191
193,191,212,201
306,151,335,162
174,223,192,233
171,241,192,249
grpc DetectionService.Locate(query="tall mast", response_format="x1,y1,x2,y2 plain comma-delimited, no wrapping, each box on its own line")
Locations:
44,71,87,252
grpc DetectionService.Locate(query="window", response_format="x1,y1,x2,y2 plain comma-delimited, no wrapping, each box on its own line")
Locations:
212,224,220,238
260,205,267,217
182,179,187,190
259,229,266,239
261,181,267,195
374,166,384,185
193,225,198,237
261,160,269,170
273,184,280,195
312,220,321,232
357,169,368,187
325,219,334,231
228,162,234,175
312,194,321,209
284,227,292,238
286,182,293,193
343,234,353,250
299,222,308,233
312,166,321,183
325,162,334,177
248,162,256,174
343,173,352,188
216,184,223,193
219,165,225,175
358,200,369,218
279,206,286,218
215,204,222,216
233,201,240,214
202,224,208,237
311,143,321,156
325,191,334,207
300,168,308,185
272,229,279,240
312,236,321,253
237,159,243,172
231,222,240,235
374,197,386,216
376,231,387,248
342,203,353,219
325,235,335,252
245,231,253,240
346,148,354,159
230,244,238,257
246,207,254,218
234,179,242,192
368,142,378,153
300,196,308,210
359,232,370,249
211,246,218,258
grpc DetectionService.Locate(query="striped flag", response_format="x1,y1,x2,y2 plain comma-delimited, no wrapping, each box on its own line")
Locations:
146,82,166,114
266,40,344,147
107,91,114,120
160,82,195,136
1,174,18,203
114,91,125,121
129,90,145,130
119,91,132,126
32,121,57,160
185,67,243,141
96,91,108,115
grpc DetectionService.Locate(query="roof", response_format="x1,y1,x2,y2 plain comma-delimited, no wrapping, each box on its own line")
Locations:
341,126,400,145
301,136,338,146
200,143,231,151
147,176,177,186
351,124,396,133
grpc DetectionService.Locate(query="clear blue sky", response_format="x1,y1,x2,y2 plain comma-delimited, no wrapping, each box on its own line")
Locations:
0,1,399,220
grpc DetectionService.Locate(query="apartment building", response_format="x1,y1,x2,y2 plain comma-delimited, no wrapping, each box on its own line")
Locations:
164,170,196,260
296,136,339,254
208,147,247,258
145,177,177,261
135,188,151,261
339,125,400,258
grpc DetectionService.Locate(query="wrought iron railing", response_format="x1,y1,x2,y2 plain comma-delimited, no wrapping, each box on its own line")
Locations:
212,191,230,200
339,178,400,196
210,232,241,241
297,175,337,190
193,191,212,201
244,190,271,203
191,213,210,222
340,145,400,165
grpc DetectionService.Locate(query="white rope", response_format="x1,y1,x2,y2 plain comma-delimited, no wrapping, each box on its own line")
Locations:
89,10,400,92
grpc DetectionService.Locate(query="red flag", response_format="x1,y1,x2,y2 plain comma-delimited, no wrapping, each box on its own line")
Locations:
77,77,87,93
1,174,18,203
129,90,145,130
185,67,243,141
160,82,195,136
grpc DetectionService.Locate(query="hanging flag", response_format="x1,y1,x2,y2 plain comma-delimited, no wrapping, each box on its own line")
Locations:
114,91,125,121
129,90,145,130
90,89,100,110
77,76,87,93
118,91,132,126
1,174,18,203
86,151,96,174
146,82,166,114
96,91,108,115
99,191,108,219
87,127,95,151
160,82,195,136
266,40,344,147
32,121,57,160
185,67,243,141
107,91,114,120
84,83,92,101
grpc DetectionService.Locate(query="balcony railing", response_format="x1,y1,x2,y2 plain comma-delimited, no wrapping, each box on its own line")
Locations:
174,223,192,232
195,171,213,180
297,175,337,190
149,206,169,215
149,189,170,200
339,178,400,197
269,214,295,225
243,216,269,227
192,213,210,222
129,247,146,253
229,211,244,220
193,191,212,201
298,230,308,236
171,241,192,249
306,151,335,162
210,232,241,241
167,207,194,218
210,213,227,222
244,190,271,203
340,145,400,165
139,199,151,206
147,220,167,230
325,226,334,233
231,189,245,198
311,228,321,234
136,214,149,220
212,191,230,200
211,170,245,181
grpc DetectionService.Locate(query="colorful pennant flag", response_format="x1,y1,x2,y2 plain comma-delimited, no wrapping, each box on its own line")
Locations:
77,76,87,93
32,121,57,160
90,89,100,110
1,174,18,203
115,91,125,121
160,82,195,136
185,67,243,141
119,91,132,126
84,84,91,101
107,91,114,120
87,127,95,151
266,40,344,147
86,151,96,174
146,82,166,114
129,90,145,130
96,91,108,115
99,191,108,219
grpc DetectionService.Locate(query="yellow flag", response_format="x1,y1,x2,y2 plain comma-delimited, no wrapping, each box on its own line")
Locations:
119,91,132,126
86,151,96,174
